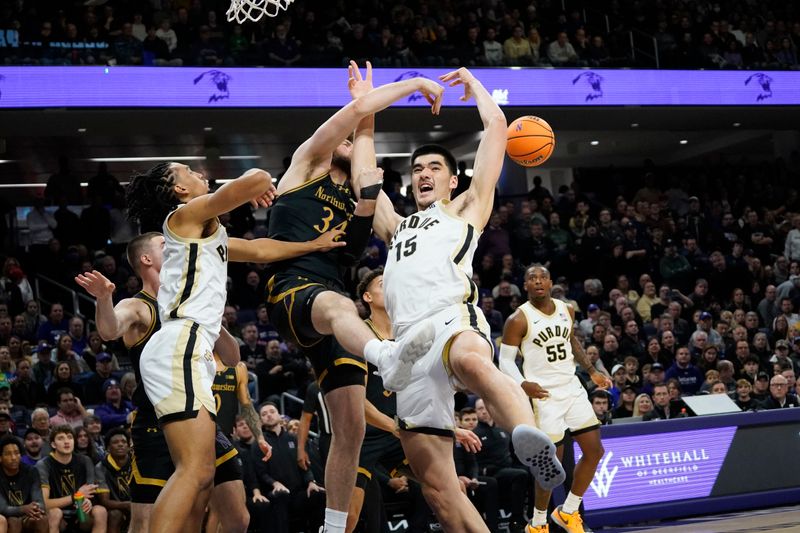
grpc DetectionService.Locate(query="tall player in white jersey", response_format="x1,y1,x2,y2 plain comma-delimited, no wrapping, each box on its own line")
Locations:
348,64,565,532
125,164,344,532
501,265,612,533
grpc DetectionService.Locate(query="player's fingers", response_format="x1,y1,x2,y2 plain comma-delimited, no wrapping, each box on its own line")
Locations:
350,60,362,81
365,60,372,81
423,92,435,106
449,79,463,87
433,93,443,115
439,70,456,81
332,241,347,247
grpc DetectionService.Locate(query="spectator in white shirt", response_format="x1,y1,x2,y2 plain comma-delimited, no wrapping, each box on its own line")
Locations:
482,27,504,65
25,201,56,246
155,19,178,52
784,214,800,262
547,31,578,65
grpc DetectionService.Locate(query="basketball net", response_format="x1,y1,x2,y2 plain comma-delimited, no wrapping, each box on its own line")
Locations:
226,0,294,22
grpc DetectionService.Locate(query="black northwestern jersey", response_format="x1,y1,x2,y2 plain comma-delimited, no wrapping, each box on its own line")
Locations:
212,366,238,436
362,319,395,439
37,453,96,499
0,464,45,516
128,291,160,413
268,173,355,287
95,455,131,502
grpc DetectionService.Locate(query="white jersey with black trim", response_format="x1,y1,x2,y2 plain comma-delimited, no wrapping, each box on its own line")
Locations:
383,200,482,330
157,206,228,343
518,299,576,389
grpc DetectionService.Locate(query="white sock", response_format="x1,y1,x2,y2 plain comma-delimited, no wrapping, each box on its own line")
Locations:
562,491,583,514
363,338,383,366
531,507,548,526
323,508,348,533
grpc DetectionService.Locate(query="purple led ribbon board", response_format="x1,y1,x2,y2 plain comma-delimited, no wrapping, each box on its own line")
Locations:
0,67,799,108
574,426,737,510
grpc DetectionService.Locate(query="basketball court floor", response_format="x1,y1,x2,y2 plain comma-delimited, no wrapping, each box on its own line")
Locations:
599,505,800,532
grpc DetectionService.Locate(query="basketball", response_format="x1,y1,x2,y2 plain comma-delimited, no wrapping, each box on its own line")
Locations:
506,116,555,167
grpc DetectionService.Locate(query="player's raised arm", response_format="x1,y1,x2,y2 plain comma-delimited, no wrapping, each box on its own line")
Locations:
227,229,346,263
347,61,404,244
171,167,274,235
280,74,444,194
442,68,507,229
75,270,148,342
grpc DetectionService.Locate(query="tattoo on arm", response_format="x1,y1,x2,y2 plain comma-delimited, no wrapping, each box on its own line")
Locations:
571,334,594,373
240,403,264,441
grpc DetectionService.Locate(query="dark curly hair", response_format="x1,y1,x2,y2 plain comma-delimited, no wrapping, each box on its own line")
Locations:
125,162,179,232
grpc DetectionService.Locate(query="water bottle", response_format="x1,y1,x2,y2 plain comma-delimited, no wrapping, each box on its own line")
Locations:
74,492,87,522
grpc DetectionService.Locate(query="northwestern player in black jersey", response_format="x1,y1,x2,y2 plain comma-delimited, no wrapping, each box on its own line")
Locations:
0,435,46,532
37,426,105,533
75,229,339,532
94,428,132,533
266,64,444,533
206,354,265,533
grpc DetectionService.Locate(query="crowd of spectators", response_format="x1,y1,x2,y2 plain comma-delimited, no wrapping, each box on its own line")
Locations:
1,0,799,69
0,151,800,529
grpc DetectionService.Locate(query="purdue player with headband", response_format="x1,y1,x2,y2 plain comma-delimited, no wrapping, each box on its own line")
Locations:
349,64,565,532
500,264,612,533
265,64,445,533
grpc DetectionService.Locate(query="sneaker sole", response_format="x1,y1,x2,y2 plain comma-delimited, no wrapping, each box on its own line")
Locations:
513,427,566,491
383,321,435,391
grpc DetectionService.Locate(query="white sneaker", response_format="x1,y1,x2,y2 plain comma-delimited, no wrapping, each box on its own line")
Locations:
372,320,435,391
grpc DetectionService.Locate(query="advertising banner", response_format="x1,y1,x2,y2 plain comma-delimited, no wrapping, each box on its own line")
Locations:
575,427,737,510
1,67,799,108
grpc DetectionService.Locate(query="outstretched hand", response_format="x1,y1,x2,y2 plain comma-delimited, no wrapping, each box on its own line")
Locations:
348,60,373,99
417,78,444,115
439,68,477,102
250,182,277,209
74,270,115,299
591,372,613,390
454,428,482,453
313,229,347,252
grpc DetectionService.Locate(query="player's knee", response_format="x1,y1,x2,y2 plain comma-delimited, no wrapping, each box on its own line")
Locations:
585,441,605,463
91,504,107,521
224,507,249,533
47,507,63,522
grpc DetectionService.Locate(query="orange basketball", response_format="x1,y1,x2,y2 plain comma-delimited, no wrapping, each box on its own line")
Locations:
506,116,555,167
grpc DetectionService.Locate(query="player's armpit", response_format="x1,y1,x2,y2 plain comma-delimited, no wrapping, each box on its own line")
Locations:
372,192,403,244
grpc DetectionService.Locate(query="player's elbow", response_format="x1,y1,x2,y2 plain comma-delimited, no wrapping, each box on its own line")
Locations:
244,168,272,188
485,112,507,131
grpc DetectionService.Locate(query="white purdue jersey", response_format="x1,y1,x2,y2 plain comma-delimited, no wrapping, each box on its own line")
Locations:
384,200,481,329
158,207,229,343
518,299,576,389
